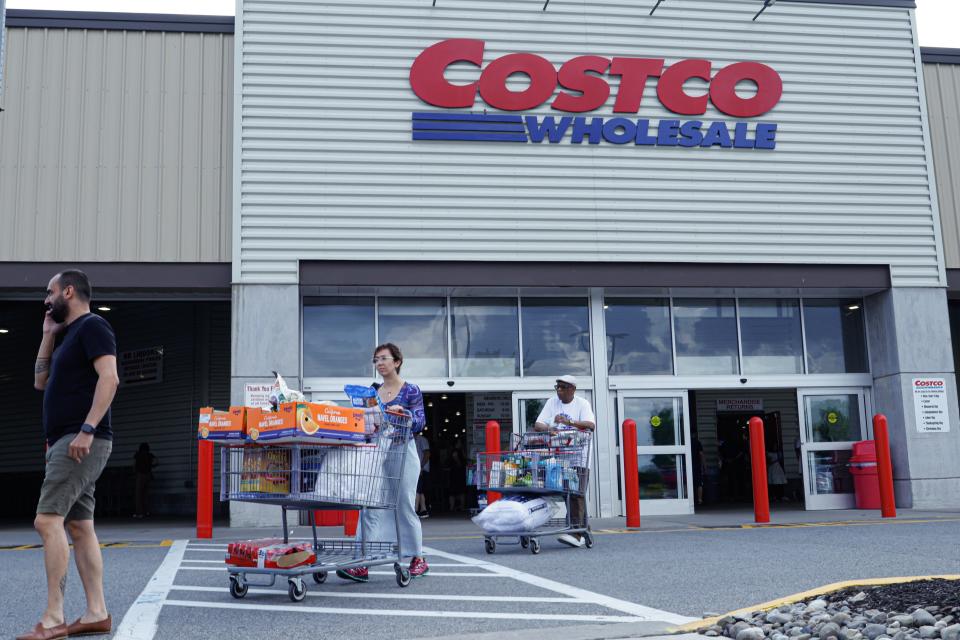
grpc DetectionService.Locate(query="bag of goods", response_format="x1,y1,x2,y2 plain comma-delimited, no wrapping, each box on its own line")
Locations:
268,371,305,410
238,449,291,495
226,539,316,569
197,406,247,441
471,495,552,533
344,384,378,408
247,402,366,445
312,441,389,506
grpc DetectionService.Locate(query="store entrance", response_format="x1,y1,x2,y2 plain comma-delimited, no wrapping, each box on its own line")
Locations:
419,392,513,517
690,389,802,511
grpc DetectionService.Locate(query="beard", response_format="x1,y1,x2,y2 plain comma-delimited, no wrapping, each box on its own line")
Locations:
48,295,69,323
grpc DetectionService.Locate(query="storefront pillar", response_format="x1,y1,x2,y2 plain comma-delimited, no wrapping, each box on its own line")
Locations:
865,287,960,508
230,283,302,527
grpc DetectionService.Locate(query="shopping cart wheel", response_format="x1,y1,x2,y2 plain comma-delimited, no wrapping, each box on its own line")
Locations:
312,571,328,584
394,563,411,587
484,538,496,554
584,532,594,549
529,538,541,554
229,576,248,599
288,578,307,602
520,537,529,549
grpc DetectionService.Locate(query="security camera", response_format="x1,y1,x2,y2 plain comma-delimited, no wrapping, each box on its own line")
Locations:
740,378,748,384
446,380,455,387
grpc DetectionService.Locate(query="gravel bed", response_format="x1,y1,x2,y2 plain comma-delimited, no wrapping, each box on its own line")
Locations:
699,579,960,640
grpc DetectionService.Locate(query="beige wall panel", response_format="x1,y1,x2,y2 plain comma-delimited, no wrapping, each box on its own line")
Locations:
926,63,960,268
0,26,234,263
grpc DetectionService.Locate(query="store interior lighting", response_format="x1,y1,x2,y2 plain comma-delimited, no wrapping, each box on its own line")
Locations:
97,306,112,312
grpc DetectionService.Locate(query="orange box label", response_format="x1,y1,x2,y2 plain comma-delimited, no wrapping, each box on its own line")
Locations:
198,407,246,441
248,403,365,443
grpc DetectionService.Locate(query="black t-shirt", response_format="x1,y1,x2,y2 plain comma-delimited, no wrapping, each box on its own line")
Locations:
43,313,117,446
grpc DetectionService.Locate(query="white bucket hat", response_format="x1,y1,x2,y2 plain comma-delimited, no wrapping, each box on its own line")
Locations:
556,375,578,387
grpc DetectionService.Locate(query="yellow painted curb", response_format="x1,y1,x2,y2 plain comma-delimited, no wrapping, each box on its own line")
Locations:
671,575,960,633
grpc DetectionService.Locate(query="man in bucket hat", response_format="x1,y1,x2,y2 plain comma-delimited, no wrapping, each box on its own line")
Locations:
534,375,595,548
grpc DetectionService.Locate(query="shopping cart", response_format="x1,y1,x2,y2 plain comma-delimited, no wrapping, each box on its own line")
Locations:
474,429,594,554
219,406,415,601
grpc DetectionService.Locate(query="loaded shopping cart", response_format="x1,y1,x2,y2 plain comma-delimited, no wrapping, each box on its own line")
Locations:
474,429,594,554
219,406,415,601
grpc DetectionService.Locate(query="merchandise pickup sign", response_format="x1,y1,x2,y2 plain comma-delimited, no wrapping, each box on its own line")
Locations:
912,378,950,433
119,346,163,386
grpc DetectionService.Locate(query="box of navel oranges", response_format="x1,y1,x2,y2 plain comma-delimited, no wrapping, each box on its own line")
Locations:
246,402,366,444
197,406,248,442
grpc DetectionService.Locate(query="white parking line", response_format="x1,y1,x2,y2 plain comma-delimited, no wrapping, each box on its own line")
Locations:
422,546,696,624
169,584,585,603
163,599,646,623
114,540,188,640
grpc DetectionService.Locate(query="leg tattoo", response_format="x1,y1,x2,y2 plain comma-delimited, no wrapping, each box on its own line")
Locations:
59,572,67,596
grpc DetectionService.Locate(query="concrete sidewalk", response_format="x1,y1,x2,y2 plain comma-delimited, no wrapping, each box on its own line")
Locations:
1,506,958,546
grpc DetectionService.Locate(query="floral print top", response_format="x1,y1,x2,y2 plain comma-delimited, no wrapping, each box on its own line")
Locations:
377,382,426,433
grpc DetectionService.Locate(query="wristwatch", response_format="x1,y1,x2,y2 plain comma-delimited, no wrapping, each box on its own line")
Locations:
80,423,97,435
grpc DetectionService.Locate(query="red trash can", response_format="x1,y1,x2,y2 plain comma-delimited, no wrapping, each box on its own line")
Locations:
849,440,881,509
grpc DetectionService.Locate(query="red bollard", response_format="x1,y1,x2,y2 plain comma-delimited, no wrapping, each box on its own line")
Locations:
485,420,502,505
622,419,640,528
344,510,360,536
748,416,770,524
873,414,897,518
196,440,214,539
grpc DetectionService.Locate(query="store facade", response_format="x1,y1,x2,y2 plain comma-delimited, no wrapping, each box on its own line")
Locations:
231,0,960,524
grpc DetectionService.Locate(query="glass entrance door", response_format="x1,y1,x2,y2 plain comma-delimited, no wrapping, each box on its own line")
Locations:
797,389,870,510
616,391,692,515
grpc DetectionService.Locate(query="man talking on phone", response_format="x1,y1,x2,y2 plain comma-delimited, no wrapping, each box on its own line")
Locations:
18,270,118,640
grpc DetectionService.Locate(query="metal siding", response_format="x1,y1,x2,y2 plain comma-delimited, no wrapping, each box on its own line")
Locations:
237,0,942,287
925,62,960,269
0,26,234,263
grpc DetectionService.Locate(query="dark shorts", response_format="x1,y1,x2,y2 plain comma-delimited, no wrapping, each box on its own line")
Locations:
417,471,429,494
37,436,112,521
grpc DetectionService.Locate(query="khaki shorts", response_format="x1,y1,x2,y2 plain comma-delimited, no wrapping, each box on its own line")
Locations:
37,436,112,522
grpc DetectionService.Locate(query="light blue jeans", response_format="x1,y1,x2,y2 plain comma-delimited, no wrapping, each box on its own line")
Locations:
358,437,422,559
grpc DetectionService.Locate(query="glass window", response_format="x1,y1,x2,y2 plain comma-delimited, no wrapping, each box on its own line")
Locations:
520,298,591,377
739,299,804,374
808,450,853,495
803,299,868,373
378,298,448,378
637,455,686,500
804,394,862,443
623,397,683,447
604,299,673,375
303,297,375,377
673,299,739,375
451,298,520,377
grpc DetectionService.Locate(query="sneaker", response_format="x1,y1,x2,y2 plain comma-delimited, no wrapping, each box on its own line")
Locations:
557,534,585,548
409,557,429,578
418,511,430,519
336,567,369,583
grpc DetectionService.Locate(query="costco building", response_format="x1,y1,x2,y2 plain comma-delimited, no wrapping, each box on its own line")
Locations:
2,0,960,525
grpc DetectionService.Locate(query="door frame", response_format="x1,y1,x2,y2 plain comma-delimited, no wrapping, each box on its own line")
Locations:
796,386,872,510
616,389,693,516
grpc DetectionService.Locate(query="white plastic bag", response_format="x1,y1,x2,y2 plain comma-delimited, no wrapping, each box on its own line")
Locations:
472,495,551,533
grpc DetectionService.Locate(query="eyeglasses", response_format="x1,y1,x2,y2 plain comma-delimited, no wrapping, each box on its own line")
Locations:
372,356,395,364
554,384,574,391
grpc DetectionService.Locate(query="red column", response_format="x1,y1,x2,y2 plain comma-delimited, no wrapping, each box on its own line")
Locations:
196,440,214,539
485,420,502,504
622,419,640,528
748,416,770,524
344,510,360,536
873,414,897,518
